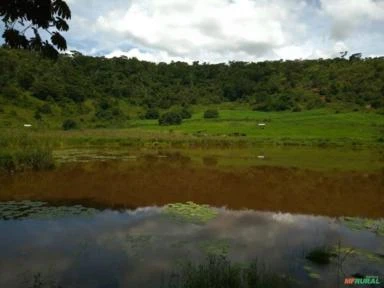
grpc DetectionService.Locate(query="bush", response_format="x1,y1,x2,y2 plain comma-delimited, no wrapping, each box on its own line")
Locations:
2,85,21,99
204,109,219,119
179,107,192,119
62,119,78,130
37,104,52,114
95,99,126,121
159,111,182,126
292,105,302,112
34,110,42,120
144,108,160,119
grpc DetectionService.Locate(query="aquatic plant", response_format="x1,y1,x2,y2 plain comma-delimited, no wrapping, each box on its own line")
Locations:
163,202,218,224
340,217,384,236
0,200,99,220
305,246,335,265
303,265,321,279
0,132,55,172
163,255,293,288
331,245,384,264
198,239,230,257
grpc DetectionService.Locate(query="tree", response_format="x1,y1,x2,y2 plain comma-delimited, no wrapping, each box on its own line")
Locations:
144,108,160,119
159,111,182,126
0,0,71,59
62,119,77,130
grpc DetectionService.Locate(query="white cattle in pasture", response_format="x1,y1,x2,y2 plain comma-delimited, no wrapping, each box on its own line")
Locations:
23,124,32,127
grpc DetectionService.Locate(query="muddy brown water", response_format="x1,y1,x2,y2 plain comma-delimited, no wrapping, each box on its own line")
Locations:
0,157,383,218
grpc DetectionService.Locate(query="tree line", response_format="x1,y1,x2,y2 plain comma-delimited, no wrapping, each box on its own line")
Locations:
1,47,383,112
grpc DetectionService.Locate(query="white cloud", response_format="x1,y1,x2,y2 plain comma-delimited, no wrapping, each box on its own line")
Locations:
320,0,384,39
106,48,192,63
96,0,307,60
62,0,384,62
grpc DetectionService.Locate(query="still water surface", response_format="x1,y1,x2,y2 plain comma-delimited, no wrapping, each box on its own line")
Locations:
0,148,383,287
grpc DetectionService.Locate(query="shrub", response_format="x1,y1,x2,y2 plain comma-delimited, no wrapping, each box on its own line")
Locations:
292,105,302,112
37,104,52,114
34,110,42,120
144,108,160,119
2,85,21,99
95,100,126,121
159,111,182,126
62,119,77,130
204,109,219,119
179,107,192,119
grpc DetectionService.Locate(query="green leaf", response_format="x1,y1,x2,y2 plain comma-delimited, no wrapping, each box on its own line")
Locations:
51,32,67,50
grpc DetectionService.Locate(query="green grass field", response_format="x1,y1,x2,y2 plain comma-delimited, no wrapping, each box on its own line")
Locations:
1,98,383,147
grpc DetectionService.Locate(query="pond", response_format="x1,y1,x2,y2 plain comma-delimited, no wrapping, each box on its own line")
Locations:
0,147,383,287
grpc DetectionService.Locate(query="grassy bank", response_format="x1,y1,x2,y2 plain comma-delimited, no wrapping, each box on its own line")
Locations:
0,132,54,172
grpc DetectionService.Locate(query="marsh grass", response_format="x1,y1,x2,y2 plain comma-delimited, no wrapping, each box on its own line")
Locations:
0,131,54,172
164,255,292,288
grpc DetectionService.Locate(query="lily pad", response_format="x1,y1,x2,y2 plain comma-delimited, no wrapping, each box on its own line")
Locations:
198,239,230,256
163,202,218,224
331,245,384,264
0,201,99,220
340,217,384,236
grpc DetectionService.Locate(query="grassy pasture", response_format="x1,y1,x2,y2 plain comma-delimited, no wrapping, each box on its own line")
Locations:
1,99,383,148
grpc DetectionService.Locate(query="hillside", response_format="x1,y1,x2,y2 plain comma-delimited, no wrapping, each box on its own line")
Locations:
1,48,383,118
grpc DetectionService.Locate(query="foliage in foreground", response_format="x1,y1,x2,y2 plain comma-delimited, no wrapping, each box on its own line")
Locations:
164,255,292,288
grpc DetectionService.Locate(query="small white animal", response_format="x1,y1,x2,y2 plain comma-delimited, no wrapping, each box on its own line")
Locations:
23,124,32,127
258,123,266,127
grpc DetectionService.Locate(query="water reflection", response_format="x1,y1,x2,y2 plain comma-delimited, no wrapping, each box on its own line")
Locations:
0,156,383,218
0,204,383,288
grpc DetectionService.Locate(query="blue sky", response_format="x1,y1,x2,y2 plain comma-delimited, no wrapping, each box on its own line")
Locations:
6,0,384,62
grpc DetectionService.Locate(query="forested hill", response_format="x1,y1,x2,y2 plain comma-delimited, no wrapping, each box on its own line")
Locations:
1,47,383,111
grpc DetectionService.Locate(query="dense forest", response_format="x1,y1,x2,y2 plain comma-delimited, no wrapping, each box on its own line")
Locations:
1,47,384,115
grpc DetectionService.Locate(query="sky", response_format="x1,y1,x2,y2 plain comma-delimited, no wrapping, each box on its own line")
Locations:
10,0,384,63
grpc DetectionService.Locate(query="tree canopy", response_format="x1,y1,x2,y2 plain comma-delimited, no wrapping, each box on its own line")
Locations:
0,0,71,59
0,48,383,111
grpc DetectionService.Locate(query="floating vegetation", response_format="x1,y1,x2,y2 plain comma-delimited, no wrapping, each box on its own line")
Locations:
0,200,99,220
163,201,218,224
331,246,384,264
303,265,321,280
198,239,230,257
121,234,155,257
305,246,335,265
340,217,384,236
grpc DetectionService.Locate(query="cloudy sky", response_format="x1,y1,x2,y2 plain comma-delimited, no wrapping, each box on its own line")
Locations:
44,0,384,62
